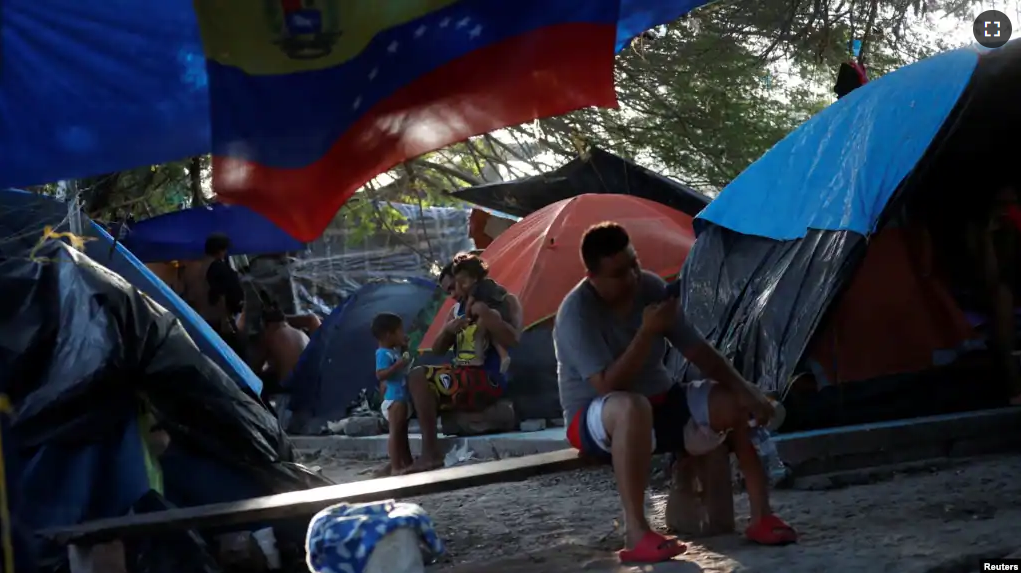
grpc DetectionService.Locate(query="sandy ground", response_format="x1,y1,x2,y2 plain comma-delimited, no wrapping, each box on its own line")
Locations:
308,452,1021,573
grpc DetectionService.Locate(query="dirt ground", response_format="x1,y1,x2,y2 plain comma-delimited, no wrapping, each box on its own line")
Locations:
311,453,1021,573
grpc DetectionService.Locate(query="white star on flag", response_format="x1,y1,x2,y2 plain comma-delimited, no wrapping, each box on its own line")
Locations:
414,25,427,38
439,17,450,28
352,96,362,110
387,40,399,54
368,67,378,81
469,24,482,39
456,17,470,28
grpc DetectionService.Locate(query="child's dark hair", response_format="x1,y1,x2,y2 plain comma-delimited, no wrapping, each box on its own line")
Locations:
451,252,488,280
371,312,403,340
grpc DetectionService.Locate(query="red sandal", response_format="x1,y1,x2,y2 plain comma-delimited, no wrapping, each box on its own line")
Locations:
618,531,687,563
745,514,798,545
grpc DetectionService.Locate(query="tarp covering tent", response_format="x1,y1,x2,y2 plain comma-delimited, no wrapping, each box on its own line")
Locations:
0,188,263,396
451,148,711,218
1,239,325,570
122,203,305,263
286,279,446,435
423,194,699,420
678,42,1021,430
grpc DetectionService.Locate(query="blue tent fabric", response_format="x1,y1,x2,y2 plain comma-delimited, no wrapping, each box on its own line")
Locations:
0,0,711,191
287,279,442,434
679,41,1021,410
696,46,980,241
123,203,305,262
0,188,261,396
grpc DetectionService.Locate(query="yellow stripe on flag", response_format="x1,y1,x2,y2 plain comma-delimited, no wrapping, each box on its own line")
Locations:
196,0,460,75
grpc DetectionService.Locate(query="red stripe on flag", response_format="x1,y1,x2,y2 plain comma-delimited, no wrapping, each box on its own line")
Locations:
213,22,618,242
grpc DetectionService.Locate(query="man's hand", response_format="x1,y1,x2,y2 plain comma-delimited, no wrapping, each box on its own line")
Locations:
443,315,470,335
640,297,679,337
739,386,775,426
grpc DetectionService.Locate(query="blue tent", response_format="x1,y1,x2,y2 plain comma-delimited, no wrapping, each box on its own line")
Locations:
0,189,320,568
0,188,262,396
286,279,444,434
122,203,305,262
678,42,1021,429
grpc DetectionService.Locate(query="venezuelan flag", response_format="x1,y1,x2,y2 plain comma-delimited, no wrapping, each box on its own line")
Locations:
0,0,712,238
198,0,623,241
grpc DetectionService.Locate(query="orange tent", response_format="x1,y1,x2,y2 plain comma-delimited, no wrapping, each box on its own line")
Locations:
421,194,697,349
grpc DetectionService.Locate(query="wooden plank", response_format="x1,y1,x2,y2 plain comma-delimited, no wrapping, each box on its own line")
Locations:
39,448,588,546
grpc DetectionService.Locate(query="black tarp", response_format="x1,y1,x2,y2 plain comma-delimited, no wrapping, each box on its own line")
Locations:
452,148,710,218
1,240,328,570
678,43,1021,427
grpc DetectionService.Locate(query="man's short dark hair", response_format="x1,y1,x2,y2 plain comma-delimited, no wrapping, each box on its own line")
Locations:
438,261,455,283
263,308,285,324
451,252,488,280
581,222,631,273
371,312,403,340
204,233,231,256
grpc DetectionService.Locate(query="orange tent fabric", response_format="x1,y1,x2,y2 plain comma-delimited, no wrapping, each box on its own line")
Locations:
421,194,697,350
804,226,981,387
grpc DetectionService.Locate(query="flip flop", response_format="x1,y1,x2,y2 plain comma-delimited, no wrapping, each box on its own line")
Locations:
745,514,798,545
617,531,687,564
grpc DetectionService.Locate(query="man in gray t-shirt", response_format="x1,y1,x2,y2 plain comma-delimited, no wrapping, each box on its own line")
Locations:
553,222,796,563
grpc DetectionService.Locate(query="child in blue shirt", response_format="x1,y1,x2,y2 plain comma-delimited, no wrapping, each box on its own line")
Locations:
372,312,413,475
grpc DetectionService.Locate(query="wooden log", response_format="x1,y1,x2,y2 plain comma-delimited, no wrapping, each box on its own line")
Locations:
40,448,589,546
665,446,735,537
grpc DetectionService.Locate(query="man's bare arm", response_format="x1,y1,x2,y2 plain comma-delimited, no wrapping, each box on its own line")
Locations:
587,329,658,395
430,306,459,354
478,294,523,348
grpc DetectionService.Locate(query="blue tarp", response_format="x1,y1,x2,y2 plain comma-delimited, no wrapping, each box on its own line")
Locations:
696,46,980,241
123,203,304,263
287,279,442,433
0,0,712,191
0,188,261,396
1,189,316,567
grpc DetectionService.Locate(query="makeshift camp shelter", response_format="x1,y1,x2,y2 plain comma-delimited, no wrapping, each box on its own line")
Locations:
468,207,518,249
452,148,711,218
286,279,446,435
0,190,324,570
422,194,698,420
678,42,1021,431
122,203,304,263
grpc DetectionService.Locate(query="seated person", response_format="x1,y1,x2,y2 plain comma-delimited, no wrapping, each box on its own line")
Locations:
404,259,523,473
250,307,310,397
554,222,796,564
451,253,513,373
936,185,1021,404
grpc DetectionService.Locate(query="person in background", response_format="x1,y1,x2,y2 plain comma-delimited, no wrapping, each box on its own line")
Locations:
451,254,513,373
403,255,523,473
372,312,413,475
250,307,310,397
970,186,1021,404
554,222,796,564
182,233,246,355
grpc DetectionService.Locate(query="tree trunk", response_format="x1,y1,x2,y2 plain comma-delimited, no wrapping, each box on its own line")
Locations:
189,156,205,207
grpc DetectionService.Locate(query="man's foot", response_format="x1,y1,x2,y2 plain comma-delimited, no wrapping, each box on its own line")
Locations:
366,461,392,478
618,531,687,564
745,514,798,545
400,455,444,475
